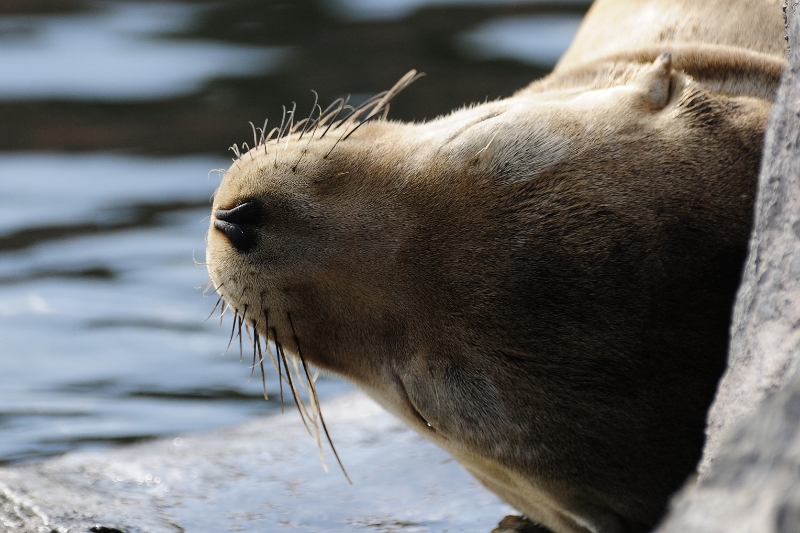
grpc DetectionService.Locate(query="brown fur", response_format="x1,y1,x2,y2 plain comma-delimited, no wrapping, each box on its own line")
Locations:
205,1,787,532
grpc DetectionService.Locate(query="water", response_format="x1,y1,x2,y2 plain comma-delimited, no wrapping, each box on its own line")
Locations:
0,0,588,465
0,3,286,100
0,153,319,464
459,14,584,65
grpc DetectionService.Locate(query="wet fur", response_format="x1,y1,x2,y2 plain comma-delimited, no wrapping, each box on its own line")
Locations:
205,1,787,532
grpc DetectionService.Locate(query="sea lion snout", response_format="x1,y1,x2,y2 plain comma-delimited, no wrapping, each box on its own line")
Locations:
213,201,260,253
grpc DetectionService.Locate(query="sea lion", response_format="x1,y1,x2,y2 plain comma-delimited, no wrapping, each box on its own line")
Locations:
205,1,787,532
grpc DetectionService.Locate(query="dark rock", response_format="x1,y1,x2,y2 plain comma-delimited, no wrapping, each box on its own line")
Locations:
699,3,800,476
655,5,800,532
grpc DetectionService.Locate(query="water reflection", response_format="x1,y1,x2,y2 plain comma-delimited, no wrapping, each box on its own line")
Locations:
0,153,324,464
459,13,584,65
0,0,589,464
0,3,285,100
330,0,591,21
0,0,587,154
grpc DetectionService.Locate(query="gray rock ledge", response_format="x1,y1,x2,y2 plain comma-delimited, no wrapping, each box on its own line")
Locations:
0,392,511,533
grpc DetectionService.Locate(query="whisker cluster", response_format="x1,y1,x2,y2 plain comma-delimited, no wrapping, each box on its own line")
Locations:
229,70,424,165
207,285,353,484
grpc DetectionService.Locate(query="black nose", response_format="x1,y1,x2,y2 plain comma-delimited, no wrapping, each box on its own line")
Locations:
214,201,259,253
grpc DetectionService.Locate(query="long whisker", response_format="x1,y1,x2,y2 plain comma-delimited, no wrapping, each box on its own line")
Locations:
255,312,268,399
206,295,223,321
298,90,319,140
255,332,268,399
331,70,424,148
364,70,423,123
277,105,288,139
308,104,323,141
290,118,310,135
265,126,281,144
283,102,297,144
293,103,324,172
258,118,268,146
276,338,313,435
271,327,286,410
341,119,369,141
223,307,238,355
244,321,254,347
335,91,388,132
262,310,280,372
219,299,228,326
228,144,241,161
237,305,246,362
249,122,259,150
251,328,259,380
320,97,351,139
325,122,353,159
314,96,346,135
288,312,352,483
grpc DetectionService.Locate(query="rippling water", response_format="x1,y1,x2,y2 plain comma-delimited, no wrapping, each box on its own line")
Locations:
0,0,588,465
0,153,342,464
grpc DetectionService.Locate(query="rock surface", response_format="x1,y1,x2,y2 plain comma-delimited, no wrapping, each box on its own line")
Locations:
654,6,800,532
699,1,800,475
0,393,512,533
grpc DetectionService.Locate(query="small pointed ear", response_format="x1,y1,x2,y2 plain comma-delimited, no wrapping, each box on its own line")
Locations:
635,52,673,110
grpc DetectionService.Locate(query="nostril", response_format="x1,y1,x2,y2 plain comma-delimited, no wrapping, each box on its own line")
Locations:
213,201,259,253
215,201,260,225
213,219,245,238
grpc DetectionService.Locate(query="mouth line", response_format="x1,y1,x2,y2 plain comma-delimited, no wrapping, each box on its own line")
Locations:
395,374,437,434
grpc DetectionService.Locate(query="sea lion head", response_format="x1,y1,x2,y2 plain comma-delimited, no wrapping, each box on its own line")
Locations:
206,57,764,532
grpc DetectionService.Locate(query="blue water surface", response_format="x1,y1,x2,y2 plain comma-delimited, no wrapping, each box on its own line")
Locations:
0,0,583,465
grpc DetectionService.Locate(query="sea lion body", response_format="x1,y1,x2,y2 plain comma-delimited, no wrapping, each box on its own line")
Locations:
206,1,787,532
